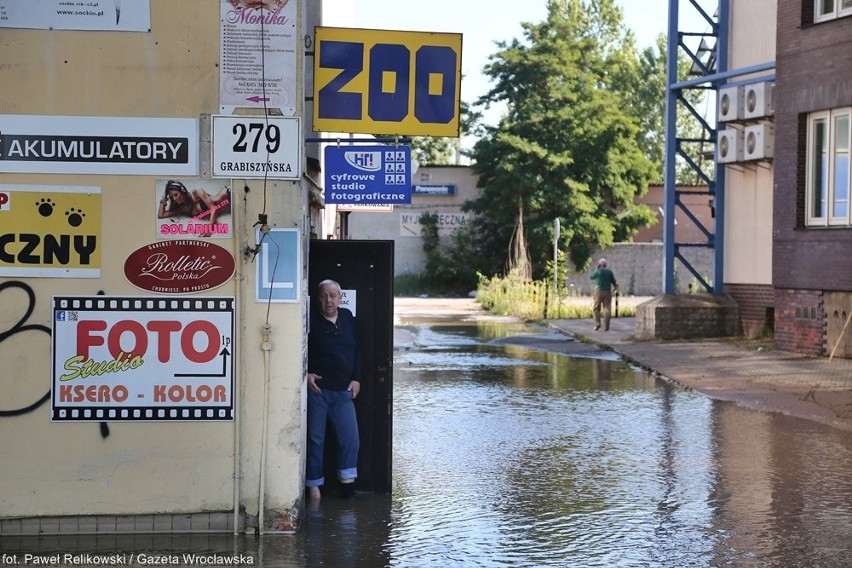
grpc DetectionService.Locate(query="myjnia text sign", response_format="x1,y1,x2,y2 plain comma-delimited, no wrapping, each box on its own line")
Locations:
313,27,462,137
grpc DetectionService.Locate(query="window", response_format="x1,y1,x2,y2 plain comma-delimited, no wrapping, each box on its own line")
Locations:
815,0,852,23
806,109,852,226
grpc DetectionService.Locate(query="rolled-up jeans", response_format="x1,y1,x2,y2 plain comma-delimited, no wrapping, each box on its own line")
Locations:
593,289,613,329
306,389,359,487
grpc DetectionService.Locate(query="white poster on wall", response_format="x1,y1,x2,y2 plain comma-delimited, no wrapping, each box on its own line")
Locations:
220,0,297,115
0,0,151,31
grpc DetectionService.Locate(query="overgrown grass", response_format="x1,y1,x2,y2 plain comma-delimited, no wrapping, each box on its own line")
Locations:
394,273,471,297
476,273,650,320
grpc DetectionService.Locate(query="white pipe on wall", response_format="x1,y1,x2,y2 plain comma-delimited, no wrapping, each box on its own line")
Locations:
257,322,273,535
232,183,244,535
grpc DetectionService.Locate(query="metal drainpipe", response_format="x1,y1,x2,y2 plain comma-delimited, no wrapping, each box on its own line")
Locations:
232,184,243,535
257,323,273,535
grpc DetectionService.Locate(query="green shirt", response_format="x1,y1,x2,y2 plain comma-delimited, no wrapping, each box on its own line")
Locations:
590,268,617,292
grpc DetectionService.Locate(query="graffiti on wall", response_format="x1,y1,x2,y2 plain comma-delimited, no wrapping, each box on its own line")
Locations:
1,281,111,438
0,280,50,416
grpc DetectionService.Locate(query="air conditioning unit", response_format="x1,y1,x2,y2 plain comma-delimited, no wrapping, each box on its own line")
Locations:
743,81,775,120
718,85,743,122
743,124,774,161
717,129,743,163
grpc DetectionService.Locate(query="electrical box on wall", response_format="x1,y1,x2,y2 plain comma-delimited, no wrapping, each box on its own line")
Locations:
717,129,743,163
743,81,775,120
718,86,743,122
744,124,774,161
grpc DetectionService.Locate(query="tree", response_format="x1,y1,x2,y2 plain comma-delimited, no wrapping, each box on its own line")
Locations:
626,34,713,185
409,136,461,166
466,0,656,275
408,101,478,166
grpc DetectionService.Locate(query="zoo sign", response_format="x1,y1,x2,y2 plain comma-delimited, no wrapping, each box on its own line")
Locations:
313,27,462,137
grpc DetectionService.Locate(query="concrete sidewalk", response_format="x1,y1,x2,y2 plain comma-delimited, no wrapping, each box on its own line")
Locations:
547,317,852,432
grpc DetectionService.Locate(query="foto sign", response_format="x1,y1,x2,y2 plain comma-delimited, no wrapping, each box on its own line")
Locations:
313,27,462,137
51,296,235,422
324,145,411,204
211,115,301,180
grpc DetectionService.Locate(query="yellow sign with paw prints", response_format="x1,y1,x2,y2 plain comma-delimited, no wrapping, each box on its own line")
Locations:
0,184,102,277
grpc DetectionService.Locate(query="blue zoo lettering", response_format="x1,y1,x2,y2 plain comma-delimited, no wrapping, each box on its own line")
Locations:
318,40,457,125
317,40,364,121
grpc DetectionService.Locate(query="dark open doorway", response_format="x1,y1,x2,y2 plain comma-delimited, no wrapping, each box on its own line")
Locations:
308,239,394,493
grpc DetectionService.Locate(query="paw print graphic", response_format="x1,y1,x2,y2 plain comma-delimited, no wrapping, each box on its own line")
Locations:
65,208,86,228
36,198,55,217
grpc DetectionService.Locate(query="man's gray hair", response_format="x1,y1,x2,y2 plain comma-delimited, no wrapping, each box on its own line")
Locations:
317,279,342,293
599,258,607,267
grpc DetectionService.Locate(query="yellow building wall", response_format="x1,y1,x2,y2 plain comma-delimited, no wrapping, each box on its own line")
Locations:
0,1,308,531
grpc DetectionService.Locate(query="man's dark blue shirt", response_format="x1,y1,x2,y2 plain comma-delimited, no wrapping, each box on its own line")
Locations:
308,307,362,391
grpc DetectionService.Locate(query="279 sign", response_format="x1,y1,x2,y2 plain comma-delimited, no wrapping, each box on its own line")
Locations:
313,27,462,138
211,115,301,180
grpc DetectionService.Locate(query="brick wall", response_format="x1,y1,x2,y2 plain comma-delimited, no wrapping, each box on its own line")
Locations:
774,288,825,355
726,283,775,338
773,1,852,291
635,294,740,340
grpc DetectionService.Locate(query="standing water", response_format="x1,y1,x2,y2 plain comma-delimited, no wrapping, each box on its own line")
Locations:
6,310,852,567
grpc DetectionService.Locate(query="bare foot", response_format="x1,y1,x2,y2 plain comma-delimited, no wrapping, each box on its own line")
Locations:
307,486,321,501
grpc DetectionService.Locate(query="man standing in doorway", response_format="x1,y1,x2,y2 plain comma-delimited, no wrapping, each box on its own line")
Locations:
590,258,618,331
306,279,362,501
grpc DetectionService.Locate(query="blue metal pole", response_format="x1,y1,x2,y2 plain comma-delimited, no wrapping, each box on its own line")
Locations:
663,0,680,294
713,0,729,293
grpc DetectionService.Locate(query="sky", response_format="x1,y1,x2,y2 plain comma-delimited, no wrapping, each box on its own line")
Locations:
338,0,715,123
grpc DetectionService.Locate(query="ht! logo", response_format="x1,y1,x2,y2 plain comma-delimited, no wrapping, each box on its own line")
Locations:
0,192,9,211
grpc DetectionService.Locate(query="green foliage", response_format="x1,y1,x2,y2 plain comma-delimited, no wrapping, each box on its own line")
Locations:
409,136,461,166
419,212,443,279
477,272,640,320
625,34,710,185
402,213,481,296
544,249,569,291
467,0,657,276
420,212,440,256
409,101,476,166
394,273,449,297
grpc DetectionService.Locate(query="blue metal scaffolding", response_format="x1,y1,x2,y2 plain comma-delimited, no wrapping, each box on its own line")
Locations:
663,0,775,294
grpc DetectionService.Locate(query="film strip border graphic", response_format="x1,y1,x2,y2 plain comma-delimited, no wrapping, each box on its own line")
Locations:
52,296,235,313
52,405,233,422
51,295,235,422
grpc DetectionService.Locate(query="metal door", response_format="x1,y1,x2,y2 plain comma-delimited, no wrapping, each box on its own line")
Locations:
308,239,394,493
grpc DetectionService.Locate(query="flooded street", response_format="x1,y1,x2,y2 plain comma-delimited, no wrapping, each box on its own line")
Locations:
384,314,852,567
7,310,852,566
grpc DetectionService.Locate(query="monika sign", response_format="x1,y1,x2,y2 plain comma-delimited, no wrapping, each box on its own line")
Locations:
124,240,235,294
51,296,235,422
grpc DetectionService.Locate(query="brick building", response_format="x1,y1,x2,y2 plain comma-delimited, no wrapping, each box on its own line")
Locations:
771,1,852,356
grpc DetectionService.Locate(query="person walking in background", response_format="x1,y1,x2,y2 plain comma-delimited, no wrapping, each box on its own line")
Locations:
306,279,362,501
590,258,618,331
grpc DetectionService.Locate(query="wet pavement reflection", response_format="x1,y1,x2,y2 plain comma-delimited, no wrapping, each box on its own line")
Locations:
5,314,852,567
